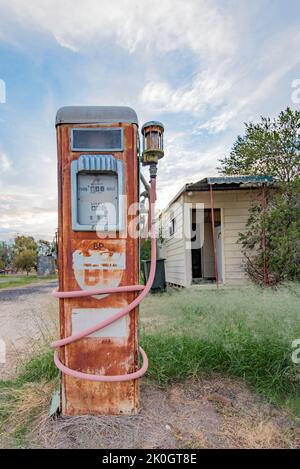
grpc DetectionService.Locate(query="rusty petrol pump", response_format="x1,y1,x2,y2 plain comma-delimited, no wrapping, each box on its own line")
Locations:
52,107,164,415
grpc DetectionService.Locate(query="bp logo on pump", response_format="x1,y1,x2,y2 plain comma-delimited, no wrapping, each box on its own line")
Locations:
72,239,126,298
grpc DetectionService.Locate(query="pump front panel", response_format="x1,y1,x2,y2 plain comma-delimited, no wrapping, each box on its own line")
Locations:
56,122,139,415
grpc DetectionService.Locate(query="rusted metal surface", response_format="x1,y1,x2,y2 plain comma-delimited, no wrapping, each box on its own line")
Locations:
56,122,139,415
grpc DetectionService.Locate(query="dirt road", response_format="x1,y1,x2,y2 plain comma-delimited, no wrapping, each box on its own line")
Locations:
0,281,58,379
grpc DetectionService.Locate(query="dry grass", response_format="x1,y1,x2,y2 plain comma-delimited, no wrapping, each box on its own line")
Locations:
27,376,300,449
0,380,57,448
219,408,297,449
212,394,298,449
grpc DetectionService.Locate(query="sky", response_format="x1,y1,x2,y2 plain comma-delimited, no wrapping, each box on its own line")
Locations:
0,0,299,241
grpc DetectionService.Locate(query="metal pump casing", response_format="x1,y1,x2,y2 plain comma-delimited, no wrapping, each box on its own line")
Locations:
55,106,140,415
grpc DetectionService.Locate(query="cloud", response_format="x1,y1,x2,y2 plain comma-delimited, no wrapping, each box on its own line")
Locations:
0,187,57,241
140,66,234,115
0,153,11,172
200,26,300,132
0,113,58,241
0,0,299,240
150,129,232,210
1,0,235,57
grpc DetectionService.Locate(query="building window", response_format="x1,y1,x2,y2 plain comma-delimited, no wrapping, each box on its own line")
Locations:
169,217,176,237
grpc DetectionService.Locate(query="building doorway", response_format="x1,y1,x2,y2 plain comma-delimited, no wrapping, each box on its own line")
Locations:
191,208,222,283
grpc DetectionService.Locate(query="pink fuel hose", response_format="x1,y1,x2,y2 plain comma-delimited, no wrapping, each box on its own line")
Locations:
51,177,157,382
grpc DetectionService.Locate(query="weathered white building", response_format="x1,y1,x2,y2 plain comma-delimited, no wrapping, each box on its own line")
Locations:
159,176,272,287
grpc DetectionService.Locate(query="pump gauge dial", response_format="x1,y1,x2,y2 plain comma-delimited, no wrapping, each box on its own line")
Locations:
77,173,118,229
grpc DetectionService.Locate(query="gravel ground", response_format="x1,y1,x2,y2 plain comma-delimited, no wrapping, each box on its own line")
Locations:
0,281,58,379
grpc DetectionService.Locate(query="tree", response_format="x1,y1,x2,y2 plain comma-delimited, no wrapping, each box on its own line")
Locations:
219,108,300,284
239,179,300,284
37,239,52,256
140,237,151,284
0,241,13,270
141,237,151,261
14,249,37,275
13,236,38,255
12,236,38,273
219,107,300,182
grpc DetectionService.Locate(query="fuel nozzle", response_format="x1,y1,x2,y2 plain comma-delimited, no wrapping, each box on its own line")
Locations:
141,121,164,175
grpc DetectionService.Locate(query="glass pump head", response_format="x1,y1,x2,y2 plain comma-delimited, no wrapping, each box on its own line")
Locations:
141,121,164,166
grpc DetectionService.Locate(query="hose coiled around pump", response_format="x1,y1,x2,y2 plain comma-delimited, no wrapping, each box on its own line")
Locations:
51,177,157,382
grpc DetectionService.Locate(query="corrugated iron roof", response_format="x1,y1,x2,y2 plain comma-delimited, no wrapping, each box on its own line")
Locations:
56,106,138,126
206,175,273,185
188,175,273,191
161,175,274,213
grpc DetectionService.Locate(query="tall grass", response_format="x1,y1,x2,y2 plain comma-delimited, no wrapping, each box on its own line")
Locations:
17,350,57,384
1,283,299,445
143,334,296,402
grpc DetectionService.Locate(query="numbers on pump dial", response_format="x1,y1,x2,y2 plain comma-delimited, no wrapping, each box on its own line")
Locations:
77,173,118,227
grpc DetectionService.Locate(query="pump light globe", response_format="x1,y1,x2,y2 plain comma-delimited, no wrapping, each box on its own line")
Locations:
141,121,164,166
